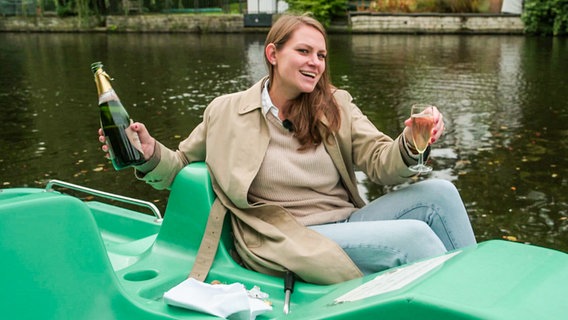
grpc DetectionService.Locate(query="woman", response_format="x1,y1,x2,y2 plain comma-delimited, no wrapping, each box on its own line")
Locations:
99,14,476,284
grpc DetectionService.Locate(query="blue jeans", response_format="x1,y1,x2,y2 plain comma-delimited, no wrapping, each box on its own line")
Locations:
309,179,476,275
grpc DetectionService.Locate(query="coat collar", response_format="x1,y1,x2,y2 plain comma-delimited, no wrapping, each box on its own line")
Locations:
238,77,268,115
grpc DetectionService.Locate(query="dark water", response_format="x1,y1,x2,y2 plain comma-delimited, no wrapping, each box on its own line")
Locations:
1,33,567,252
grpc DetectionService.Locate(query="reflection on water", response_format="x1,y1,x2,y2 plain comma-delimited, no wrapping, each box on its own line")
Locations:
1,33,567,252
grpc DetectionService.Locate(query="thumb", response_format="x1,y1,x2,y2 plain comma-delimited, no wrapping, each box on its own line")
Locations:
130,122,153,144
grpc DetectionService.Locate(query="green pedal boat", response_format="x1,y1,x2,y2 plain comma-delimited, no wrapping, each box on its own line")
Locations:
1,162,567,319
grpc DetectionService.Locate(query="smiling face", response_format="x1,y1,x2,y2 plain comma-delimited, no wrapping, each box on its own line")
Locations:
265,24,327,107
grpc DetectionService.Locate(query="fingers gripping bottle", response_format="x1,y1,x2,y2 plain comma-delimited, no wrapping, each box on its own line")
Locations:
91,62,145,170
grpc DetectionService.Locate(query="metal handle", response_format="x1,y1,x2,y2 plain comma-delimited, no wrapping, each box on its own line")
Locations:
45,179,162,222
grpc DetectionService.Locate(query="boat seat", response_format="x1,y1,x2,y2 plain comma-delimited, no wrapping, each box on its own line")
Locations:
0,192,164,319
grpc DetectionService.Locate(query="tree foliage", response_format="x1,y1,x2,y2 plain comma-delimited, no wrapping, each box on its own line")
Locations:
284,0,347,27
522,0,568,36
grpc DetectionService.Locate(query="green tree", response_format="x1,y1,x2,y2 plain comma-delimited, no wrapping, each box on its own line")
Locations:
285,0,348,27
522,0,568,36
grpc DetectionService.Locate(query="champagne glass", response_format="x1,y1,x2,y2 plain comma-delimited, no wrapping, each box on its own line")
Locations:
408,104,435,174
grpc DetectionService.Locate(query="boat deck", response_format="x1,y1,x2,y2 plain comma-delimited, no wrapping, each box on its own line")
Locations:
1,163,568,319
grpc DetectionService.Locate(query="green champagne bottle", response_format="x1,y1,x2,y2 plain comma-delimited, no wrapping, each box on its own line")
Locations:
91,62,145,170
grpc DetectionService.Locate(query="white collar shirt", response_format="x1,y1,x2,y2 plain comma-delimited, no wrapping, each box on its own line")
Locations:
261,79,280,120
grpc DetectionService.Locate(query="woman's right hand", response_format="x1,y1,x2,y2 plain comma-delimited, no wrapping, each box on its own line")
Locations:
98,122,155,161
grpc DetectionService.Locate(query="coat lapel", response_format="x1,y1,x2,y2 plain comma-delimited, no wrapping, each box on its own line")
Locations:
205,79,270,208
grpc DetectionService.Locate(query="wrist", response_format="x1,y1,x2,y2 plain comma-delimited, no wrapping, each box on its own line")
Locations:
402,130,419,155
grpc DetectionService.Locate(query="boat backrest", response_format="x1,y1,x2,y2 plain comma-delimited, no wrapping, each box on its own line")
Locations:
155,162,234,267
0,192,161,319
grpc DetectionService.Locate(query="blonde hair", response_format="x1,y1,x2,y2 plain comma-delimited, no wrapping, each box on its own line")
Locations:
264,14,340,149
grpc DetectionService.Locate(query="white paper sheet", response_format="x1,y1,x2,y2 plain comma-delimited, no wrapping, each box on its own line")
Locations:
334,251,461,303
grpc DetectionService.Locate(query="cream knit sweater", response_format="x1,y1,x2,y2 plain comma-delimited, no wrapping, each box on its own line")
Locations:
248,113,356,226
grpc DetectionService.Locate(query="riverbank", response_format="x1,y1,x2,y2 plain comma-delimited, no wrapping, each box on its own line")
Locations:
349,12,523,34
0,12,524,34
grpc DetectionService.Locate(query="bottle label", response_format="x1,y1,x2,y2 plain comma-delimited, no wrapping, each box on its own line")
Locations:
126,119,144,156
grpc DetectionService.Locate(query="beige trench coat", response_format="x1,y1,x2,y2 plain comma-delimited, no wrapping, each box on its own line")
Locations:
139,78,417,284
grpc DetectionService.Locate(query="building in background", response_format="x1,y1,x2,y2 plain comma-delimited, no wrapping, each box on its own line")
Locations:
502,0,523,14
244,0,288,27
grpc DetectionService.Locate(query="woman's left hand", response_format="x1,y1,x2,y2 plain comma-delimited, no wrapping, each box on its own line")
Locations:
403,106,445,145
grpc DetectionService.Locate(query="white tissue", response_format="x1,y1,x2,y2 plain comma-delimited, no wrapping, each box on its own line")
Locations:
163,278,272,320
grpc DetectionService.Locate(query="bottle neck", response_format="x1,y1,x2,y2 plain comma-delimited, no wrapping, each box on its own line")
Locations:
93,68,114,97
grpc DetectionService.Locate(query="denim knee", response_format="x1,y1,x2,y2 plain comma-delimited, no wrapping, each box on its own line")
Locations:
415,179,459,197
411,179,463,208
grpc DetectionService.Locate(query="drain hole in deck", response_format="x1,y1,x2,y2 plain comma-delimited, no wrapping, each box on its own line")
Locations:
123,270,158,281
